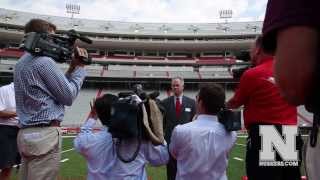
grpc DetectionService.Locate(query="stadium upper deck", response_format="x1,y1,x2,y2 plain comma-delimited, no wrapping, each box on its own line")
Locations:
0,8,253,84
0,8,261,51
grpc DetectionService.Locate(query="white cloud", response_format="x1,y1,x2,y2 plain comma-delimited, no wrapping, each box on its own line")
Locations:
0,0,266,23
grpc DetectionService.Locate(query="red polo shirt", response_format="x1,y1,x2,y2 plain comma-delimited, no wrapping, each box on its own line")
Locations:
228,58,297,129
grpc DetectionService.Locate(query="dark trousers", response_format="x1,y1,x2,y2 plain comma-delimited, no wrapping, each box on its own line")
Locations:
246,124,302,180
166,154,177,180
0,125,21,169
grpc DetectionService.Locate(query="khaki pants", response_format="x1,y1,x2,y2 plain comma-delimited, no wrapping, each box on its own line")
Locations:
17,127,62,180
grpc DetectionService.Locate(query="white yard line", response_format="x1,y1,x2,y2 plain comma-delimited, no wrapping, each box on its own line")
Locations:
13,164,21,168
60,158,69,163
237,135,248,138
12,152,72,167
61,148,74,154
236,143,246,147
233,157,244,161
62,135,77,138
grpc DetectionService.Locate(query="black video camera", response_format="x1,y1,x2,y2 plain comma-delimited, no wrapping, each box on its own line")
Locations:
232,66,251,80
218,108,242,131
118,84,160,101
109,84,163,163
111,84,162,139
20,29,92,65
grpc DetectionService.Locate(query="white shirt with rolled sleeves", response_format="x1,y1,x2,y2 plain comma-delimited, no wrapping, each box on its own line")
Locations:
74,118,169,180
169,114,237,180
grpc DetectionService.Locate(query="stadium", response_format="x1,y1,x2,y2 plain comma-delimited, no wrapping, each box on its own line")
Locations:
0,7,311,180
0,8,255,84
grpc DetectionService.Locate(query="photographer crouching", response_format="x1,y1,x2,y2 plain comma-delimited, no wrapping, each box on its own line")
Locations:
14,19,88,180
74,93,169,180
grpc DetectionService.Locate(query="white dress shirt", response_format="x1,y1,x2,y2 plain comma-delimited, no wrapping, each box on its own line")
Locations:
174,95,183,105
74,118,169,180
0,82,18,126
169,114,237,180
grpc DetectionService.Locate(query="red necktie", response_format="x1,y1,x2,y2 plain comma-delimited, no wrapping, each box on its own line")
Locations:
175,97,181,118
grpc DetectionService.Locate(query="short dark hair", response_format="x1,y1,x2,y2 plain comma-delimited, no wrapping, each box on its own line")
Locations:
259,34,275,55
24,19,57,33
198,84,225,114
94,94,118,126
255,35,274,55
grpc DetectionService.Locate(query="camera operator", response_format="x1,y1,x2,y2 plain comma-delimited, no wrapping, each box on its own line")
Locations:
169,84,236,180
262,1,319,179
74,94,169,180
226,36,301,180
14,19,87,180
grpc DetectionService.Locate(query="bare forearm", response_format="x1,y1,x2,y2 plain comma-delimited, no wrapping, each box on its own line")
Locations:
275,26,318,105
0,111,17,118
226,99,240,109
227,89,245,109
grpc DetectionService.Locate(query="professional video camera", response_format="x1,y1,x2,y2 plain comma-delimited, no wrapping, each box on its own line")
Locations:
218,107,242,131
20,29,92,65
112,84,162,140
231,65,252,80
109,84,164,163
118,84,160,101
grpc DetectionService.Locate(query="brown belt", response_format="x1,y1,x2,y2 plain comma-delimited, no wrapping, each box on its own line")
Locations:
49,120,61,127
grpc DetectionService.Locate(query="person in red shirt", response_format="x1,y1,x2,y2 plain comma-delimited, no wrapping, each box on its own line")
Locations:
227,36,301,180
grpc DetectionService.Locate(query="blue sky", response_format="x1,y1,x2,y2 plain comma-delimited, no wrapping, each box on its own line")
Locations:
0,0,267,23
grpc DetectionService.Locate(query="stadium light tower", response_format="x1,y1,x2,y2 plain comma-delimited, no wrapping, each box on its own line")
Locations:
66,3,80,19
188,25,200,34
159,24,171,34
219,9,233,24
130,24,144,33
66,3,80,28
246,23,260,32
2,16,12,29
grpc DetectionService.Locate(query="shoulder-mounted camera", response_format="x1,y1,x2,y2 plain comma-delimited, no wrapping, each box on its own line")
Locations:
20,29,92,65
109,84,164,163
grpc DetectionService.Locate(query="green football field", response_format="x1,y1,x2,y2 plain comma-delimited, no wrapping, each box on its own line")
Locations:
11,136,247,180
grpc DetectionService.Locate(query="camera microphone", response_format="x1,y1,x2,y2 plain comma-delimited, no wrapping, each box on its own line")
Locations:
118,92,134,98
67,29,93,44
148,91,160,99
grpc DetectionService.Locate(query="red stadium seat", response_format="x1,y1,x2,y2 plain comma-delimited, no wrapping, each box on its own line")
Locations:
0,48,24,58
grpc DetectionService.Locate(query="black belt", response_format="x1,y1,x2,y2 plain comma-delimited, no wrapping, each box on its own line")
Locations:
23,120,61,128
